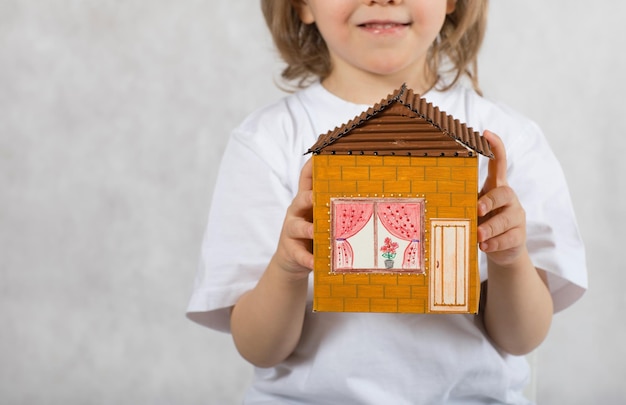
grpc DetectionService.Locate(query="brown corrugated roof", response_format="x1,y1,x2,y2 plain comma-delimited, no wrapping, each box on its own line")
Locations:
306,84,494,158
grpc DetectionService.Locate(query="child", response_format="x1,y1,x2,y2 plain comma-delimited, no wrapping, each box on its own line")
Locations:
187,0,587,403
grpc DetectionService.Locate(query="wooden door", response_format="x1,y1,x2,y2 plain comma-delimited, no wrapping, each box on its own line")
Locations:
429,220,470,312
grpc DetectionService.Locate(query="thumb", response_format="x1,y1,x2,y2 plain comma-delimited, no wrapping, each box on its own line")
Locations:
481,130,508,195
298,158,313,193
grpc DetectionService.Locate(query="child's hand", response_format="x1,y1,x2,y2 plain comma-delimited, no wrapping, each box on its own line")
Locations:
231,159,314,367
273,158,315,280
477,131,527,267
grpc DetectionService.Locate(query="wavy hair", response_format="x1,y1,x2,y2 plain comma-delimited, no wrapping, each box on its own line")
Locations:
261,0,489,94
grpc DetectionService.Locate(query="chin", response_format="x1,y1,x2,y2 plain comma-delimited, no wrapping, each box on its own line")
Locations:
362,58,421,78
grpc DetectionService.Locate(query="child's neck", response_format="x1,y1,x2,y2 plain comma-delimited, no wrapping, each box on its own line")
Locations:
321,70,434,105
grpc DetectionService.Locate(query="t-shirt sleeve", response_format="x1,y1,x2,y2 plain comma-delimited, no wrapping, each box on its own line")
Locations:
186,129,296,332
478,119,588,313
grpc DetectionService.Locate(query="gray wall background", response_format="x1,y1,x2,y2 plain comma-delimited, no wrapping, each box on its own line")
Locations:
1,1,624,404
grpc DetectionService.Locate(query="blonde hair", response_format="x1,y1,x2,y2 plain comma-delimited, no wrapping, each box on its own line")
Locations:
260,0,489,94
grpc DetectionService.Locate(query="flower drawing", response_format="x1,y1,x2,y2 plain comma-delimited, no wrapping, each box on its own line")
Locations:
380,237,399,260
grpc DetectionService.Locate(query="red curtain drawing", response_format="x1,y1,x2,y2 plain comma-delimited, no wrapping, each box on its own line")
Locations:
333,202,374,269
377,202,421,269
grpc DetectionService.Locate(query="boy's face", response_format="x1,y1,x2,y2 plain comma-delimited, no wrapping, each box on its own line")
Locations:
298,0,456,98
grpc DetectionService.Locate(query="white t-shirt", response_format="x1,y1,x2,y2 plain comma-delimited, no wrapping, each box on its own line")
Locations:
187,83,587,404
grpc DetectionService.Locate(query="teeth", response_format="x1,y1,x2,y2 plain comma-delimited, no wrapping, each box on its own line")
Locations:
366,23,397,29
363,23,405,29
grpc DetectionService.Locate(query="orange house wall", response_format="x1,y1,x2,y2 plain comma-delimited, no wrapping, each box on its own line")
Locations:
312,154,480,313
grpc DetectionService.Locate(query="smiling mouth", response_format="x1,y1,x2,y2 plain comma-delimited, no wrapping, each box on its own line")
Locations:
359,21,411,33
358,22,411,32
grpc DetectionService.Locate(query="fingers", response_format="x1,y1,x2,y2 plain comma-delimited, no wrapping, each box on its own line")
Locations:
283,211,314,240
278,208,315,272
479,227,525,254
276,159,315,273
476,133,527,263
478,203,525,245
478,184,516,217
279,219,314,270
477,188,527,267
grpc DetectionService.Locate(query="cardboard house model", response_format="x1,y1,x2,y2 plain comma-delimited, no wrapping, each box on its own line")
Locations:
307,84,493,314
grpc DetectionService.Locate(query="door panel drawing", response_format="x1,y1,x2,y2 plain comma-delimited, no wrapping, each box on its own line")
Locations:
429,219,470,312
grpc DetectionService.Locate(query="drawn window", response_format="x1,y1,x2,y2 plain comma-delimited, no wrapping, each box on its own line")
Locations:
330,198,424,273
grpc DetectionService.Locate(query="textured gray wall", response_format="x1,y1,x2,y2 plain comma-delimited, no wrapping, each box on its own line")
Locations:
1,1,623,404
